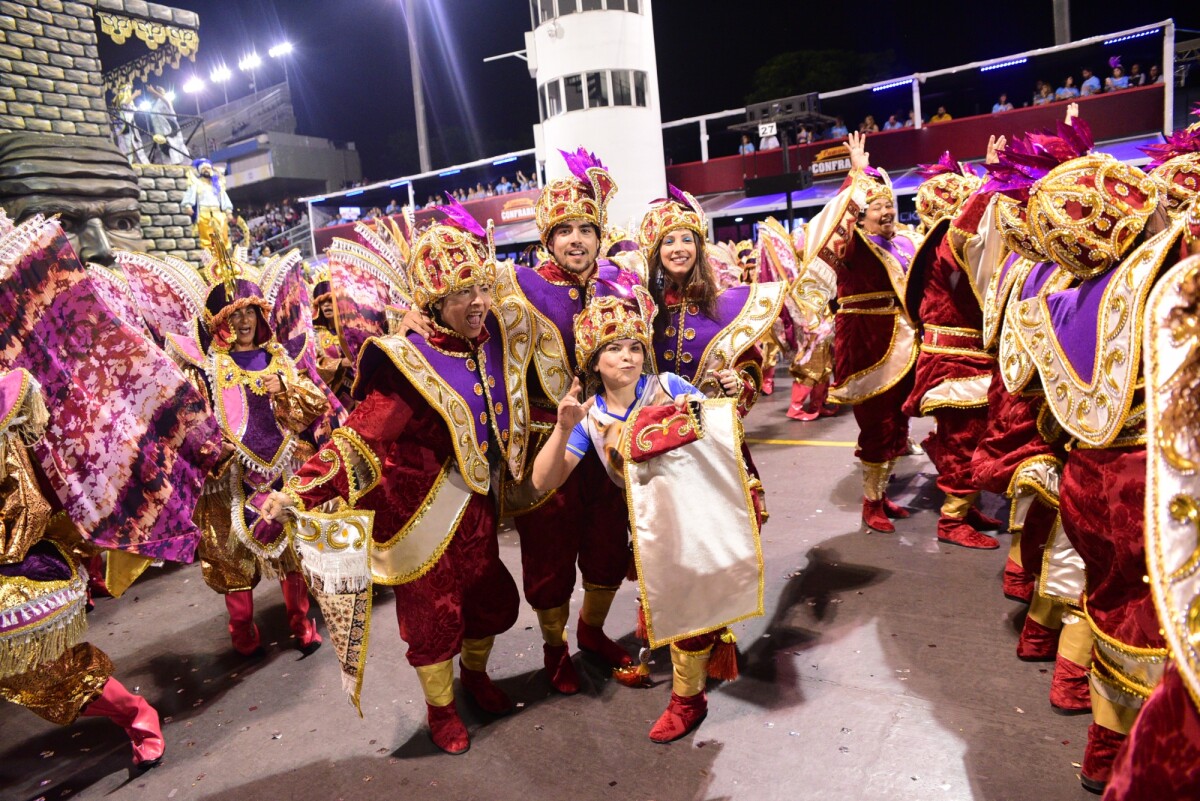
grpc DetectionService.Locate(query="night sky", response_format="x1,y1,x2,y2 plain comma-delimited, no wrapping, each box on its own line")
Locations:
117,0,1199,179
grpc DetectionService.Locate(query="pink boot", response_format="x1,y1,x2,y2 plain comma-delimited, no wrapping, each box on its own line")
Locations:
224,590,262,656
761,366,775,395
280,572,322,654
786,383,817,421
81,677,165,768
812,382,837,416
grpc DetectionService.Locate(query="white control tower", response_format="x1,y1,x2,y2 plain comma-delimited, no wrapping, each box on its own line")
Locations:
525,0,667,233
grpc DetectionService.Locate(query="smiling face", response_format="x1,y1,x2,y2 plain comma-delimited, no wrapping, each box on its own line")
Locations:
436,284,493,340
862,196,896,238
658,228,699,285
594,339,645,394
228,306,260,351
549,220,600,276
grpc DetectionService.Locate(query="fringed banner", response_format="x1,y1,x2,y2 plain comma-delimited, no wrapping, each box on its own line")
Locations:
97,12,200,56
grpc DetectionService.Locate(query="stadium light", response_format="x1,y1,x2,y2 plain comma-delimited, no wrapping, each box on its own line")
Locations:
209,65,232,104
238,53,262,72
269,42,293,58
183,77,205,94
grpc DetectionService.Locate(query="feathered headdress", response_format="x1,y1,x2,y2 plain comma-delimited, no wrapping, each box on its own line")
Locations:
407,197,497,310
915,151,982,230
534,147,618,247
637,183,707,255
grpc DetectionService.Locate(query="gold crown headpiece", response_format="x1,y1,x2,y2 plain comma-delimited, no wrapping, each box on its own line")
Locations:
573,285,657,372
915,153,982,230
637,185,708,256
408,201,497,310
534,148,617,246
1027,153,1159,279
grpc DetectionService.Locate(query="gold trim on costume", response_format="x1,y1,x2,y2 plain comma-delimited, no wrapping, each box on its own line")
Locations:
828,312,919,405
370,459,473,586
693,282,786,397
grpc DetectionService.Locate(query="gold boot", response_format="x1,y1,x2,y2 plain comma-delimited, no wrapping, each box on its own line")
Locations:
649,644,712,743
414,659,468,755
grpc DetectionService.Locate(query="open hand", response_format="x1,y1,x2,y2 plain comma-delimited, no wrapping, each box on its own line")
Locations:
985,134,1007,165
557,377,594,431
846,131,870,171
1065,102,1079,126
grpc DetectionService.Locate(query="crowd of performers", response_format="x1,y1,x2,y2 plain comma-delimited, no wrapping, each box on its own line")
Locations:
2,102,1200,797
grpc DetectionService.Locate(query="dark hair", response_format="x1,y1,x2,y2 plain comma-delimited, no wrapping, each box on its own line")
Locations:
583,342,655,398
648,231,720,338
549,220,600,240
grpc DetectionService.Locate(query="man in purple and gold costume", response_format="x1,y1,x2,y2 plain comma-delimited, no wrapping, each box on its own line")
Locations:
803,131,921,534
266,204,531,755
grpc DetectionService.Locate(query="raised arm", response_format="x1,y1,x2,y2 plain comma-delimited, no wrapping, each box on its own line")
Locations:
531,377,593,494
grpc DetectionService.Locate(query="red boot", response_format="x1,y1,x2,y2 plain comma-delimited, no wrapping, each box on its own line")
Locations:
458,662,513,715
81,677,165,768
882,494,910,519
543,643,580,695
280,572,322,655
224,590,262,656
1002,558,1035,603
936,516,998,549
426,702,469,755
967,506,1005,531
649,692,708,743
761,366,775,395
577,618,633,668
1080,722,1125,794
1016,615,1060,661
861,498,894,533
786,383,817,421
1049,655,1091,713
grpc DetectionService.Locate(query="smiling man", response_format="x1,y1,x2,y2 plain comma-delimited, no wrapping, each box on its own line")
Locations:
803,132,923,533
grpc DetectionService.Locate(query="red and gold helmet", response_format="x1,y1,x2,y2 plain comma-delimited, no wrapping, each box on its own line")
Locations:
637,185,707,256
993,194,1050,263
915,153,981,230
534,148,617,247
1150,154,1200,218
408,200,496,310
573,285,657,372
1027,153,1159,279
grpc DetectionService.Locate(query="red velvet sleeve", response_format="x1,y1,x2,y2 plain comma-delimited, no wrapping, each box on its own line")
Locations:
286,368,418,510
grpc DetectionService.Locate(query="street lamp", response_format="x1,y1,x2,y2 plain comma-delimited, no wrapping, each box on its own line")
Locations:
183,76,204,116
210,64,232,104
238,52,262,93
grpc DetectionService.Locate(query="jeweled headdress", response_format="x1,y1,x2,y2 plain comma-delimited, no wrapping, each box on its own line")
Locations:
203,251,272,352
1027,153,1159,279
573,284,657,372
637,184,707,256
983,119,1096,263
534,147,617,246
915,152,981,230
1142,106,1200,217
408,197,497,310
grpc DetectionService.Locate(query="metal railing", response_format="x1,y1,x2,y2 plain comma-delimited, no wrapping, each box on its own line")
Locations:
106,105,209,163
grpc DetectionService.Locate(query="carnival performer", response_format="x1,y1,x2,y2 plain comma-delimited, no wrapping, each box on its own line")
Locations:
0,369,165,770
167,257,328,658
143,85,189,166
1104,250,1200,801
402,149,641,695
531,289,763,743
182,159,235,255
311,267,355,408
638,186,784,414
1003,137,1193,793
263,203,530,755
968,114,1094,714
803,131,921,533
111,84,144,164
899,150,1003,548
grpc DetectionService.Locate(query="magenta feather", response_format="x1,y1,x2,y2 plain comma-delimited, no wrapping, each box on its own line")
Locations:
434,195,487,239
558,147,608,182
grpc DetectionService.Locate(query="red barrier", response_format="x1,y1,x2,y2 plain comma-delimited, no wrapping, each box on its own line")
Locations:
666,84,1164,196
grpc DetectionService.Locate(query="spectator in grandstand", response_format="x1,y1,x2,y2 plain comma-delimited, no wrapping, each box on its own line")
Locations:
385,198,401,215
1105,60,1130,92
1056,76,1079,100
905,110,917,127
516,170,532,191
795,126,814,144
1129,63,1146,86
858,115,880,134
1080,68,1101,96
992,93,1013,113
1148,64,1162,84
759,130,780,150
1033,85,1054,105
829,117,849,138
1031,80,1046,106
882,114,903,130
496,176,513,194
930,106,952,124
738,134,756,155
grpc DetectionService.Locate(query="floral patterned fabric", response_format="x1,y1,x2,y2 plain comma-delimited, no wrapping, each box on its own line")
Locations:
0,219,221,562
1103,662,1200,800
